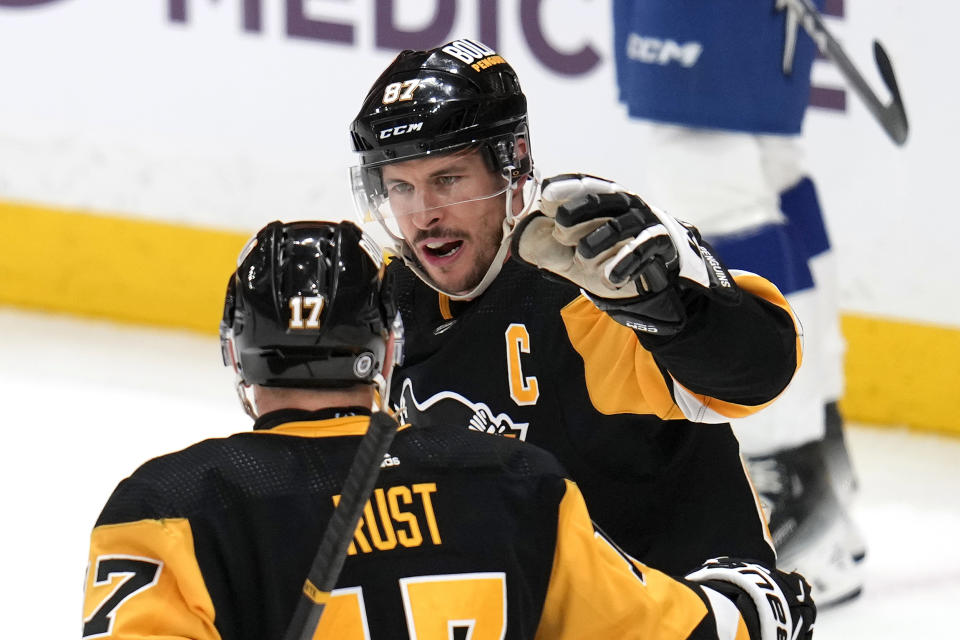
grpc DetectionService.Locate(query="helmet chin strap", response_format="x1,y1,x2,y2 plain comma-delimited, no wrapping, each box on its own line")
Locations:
235,377,260,420
402,168,540,301
226,333,261,419
373,312,405,413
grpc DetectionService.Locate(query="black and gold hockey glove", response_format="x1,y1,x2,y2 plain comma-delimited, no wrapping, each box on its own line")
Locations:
512,174,740,336
686,557,817,640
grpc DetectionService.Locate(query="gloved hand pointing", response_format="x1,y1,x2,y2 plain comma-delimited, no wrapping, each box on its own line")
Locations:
513,173,740,335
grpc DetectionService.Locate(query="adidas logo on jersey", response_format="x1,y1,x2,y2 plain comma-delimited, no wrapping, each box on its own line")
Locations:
625,319,659,334
381,453,401,468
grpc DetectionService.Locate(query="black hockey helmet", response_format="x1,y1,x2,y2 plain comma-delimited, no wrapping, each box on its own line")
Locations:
349,38,538,299
220,220,397,389
350,37,531,175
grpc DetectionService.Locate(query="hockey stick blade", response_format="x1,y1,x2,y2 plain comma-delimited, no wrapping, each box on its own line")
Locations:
282,410,401,640
872,40,909,145
785,0,909,146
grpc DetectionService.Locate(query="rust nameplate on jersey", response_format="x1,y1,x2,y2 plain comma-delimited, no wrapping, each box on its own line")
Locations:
441,38,506,72
333,482,442,556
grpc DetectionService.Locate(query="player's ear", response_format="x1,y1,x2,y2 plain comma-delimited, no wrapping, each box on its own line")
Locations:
515,136,529,179
511,136,530,193
515,135,528,157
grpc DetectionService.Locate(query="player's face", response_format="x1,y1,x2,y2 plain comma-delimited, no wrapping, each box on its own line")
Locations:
382,149,508,295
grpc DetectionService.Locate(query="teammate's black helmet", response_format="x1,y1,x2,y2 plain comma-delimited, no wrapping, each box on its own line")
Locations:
220,220,393,389
350,37,531,176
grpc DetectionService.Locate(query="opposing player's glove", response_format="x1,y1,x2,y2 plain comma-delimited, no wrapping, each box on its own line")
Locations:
512,174,740,335
686,557,816,640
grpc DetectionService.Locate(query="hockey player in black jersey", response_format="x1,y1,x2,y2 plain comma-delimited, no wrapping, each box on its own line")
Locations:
82,219,815,640
349,38,803,575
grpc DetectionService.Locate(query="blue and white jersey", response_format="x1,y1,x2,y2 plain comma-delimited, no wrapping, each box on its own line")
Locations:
613,0,824,134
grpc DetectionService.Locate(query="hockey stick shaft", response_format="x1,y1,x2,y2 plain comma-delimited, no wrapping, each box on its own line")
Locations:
281,410,400,640
785,0,909,145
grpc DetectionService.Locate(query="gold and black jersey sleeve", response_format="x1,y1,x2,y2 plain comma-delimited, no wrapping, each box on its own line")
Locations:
393,256,799,425
83,517,220,639
560,271,801,423
537,479,751,640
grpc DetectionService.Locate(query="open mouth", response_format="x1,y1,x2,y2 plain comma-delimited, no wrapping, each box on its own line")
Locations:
421,239,464,260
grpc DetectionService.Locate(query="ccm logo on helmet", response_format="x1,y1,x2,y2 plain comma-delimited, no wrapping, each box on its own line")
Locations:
379,122,423,139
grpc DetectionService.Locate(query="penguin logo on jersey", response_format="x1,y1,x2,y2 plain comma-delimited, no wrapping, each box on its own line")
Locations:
395,378,529,441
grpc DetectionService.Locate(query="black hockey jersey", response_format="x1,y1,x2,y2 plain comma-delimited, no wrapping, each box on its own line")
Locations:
390,257,801,573
83,409,750,640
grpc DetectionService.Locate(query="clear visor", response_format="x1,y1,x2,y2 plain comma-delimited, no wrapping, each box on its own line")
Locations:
350,152,513,244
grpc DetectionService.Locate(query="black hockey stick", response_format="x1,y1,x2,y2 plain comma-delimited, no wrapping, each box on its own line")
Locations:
281,409,400,640
780,0,909,145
